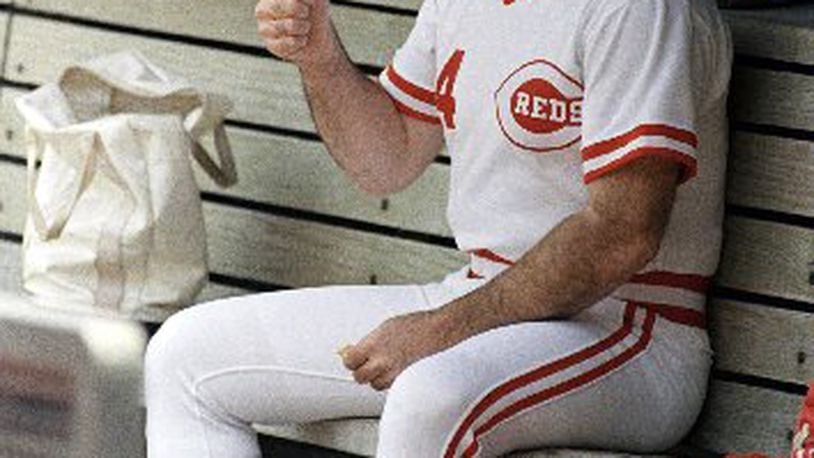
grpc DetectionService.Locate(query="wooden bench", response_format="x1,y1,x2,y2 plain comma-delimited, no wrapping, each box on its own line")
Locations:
0,1,811,456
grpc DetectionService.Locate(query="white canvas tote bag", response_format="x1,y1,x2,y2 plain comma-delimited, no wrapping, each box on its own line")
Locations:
16,51,237,322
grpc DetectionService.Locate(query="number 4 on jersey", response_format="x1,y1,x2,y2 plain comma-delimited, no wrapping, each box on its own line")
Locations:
436,50,465,129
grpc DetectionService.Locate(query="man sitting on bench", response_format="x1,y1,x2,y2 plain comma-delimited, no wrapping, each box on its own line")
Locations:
145,0,732,456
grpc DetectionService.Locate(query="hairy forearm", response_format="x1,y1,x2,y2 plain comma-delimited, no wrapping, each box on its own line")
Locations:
437,209,659,343
299,43,412,195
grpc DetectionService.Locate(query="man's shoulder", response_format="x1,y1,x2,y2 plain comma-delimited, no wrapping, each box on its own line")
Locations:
581,0,718,22
580,0,727,45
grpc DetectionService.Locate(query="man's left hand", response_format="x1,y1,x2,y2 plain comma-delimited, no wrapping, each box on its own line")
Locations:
340,310,454,391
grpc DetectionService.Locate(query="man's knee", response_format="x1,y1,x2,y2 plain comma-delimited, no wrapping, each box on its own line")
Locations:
144,307,209,393
383,357,472,432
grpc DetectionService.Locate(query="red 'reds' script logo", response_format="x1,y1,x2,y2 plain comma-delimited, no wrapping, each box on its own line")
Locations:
495,59,583,153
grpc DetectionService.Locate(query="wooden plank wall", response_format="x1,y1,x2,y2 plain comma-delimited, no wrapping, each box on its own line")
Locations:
686,7,814,455
0,1,811,456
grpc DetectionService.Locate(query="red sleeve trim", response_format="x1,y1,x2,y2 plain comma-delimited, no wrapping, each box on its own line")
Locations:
583,147,698,185
581,124,699,161
385,65,437,106
389,96,441,125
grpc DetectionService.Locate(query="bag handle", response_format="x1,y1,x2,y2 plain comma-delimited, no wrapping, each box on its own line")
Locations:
185,94,237,188
26,130,97,240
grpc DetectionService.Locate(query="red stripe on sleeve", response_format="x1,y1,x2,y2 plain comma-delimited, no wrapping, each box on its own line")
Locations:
583,147,698,185
443,303,639,458
581,124,699,161
389,97,441,125
385,65,437,106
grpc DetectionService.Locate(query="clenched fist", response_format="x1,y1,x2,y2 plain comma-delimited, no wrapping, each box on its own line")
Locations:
255,0,339,69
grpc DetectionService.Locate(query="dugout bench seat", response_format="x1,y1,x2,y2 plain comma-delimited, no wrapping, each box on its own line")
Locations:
0,1,811,457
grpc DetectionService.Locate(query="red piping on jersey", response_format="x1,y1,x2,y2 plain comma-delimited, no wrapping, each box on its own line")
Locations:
581,124,699,161
385,65,437,106
496,58,585,93
583,146,698,185
456,305,658,457
387,96,441,125
443,302,643,457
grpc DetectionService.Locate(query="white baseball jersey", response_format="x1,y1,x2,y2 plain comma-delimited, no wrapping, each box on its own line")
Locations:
379,0,732,313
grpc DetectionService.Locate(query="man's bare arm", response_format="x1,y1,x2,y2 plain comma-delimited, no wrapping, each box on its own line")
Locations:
255,0,444,195
343,157,680,390
436,156,680,340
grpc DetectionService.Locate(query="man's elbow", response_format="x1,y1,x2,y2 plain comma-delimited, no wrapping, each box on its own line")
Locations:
356,176,408,197
354,162,419,197
619,228,664,276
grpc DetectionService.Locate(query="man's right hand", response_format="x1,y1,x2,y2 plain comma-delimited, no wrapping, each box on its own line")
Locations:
255,0,340,71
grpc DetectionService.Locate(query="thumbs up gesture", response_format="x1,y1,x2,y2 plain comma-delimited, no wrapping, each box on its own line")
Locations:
255,0,340,69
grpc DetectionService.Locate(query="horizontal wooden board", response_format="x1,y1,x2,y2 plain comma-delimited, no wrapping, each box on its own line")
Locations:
716,216,814,304
0,88,453,238
21,0,413,68
204,203,464,287
688,380,801,456
0,13,7,66
727,133,814,218
6,15,315,132
0,162,466,290
731,67,814,132
709,298,814,385
724,6,814,65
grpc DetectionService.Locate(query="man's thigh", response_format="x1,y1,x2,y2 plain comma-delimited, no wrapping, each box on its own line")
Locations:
378,298,709,457
149,284,435,424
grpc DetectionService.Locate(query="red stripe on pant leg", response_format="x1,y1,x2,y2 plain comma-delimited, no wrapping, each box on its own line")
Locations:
461,308,657,458
442,303,637,458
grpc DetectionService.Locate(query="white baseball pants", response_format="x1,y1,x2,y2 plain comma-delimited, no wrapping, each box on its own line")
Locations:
144,268,712,457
